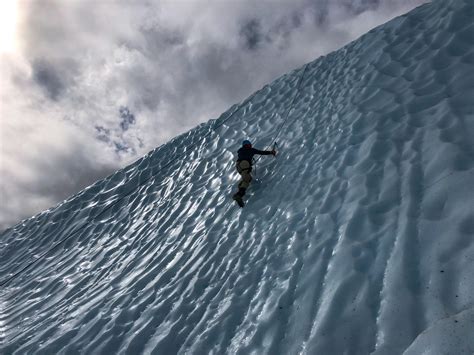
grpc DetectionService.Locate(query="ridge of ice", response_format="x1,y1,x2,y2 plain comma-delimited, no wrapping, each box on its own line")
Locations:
1,0,473,353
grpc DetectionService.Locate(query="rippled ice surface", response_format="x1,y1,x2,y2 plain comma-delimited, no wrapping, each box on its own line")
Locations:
1,0,474,354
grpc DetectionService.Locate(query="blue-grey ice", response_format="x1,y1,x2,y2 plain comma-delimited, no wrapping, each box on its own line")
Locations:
1,0,474,353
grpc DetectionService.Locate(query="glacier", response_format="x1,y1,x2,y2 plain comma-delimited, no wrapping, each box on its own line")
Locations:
1,0,474,353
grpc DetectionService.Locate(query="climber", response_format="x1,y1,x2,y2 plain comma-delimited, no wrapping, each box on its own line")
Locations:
233,139,276,207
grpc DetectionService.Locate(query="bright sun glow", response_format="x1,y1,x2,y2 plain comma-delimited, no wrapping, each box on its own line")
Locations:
0,0,19,53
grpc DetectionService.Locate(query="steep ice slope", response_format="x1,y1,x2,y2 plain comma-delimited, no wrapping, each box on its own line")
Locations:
1,0,474,353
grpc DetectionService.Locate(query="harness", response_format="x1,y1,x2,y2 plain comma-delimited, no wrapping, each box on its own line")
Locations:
236,159,252,172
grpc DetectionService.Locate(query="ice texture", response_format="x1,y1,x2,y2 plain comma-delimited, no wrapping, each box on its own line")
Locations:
1,0,474,354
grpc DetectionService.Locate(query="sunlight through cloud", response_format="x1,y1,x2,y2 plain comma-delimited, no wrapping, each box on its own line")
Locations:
0,0,18,53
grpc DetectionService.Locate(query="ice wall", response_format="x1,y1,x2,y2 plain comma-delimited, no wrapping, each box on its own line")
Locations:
1,0,473,353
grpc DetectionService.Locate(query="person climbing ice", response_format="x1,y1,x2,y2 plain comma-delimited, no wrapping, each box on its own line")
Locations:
233,139,276,207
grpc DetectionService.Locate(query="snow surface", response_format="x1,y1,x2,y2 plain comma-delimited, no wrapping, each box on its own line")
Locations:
1,0,474,354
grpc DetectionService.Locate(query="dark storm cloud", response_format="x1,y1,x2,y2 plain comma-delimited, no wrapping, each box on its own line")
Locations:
32,60,66,100
240,19,263,50
0,0,429,230
140,26,185,52
343,0,382,13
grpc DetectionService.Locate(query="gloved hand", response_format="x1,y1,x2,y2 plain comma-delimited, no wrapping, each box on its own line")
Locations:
271,149,276,156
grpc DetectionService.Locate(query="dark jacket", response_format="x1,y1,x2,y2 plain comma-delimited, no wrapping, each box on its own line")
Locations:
237,147,273,165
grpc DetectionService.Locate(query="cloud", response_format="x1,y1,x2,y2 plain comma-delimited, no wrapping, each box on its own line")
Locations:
0,85,117,230
31,59,78,101
119,106,136,132
240,19,263,50
0,0,428,230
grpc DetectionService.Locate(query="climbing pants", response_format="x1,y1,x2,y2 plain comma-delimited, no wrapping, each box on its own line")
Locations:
236,160,252,189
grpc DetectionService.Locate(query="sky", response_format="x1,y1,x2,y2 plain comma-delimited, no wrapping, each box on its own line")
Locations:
0,0,428,231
